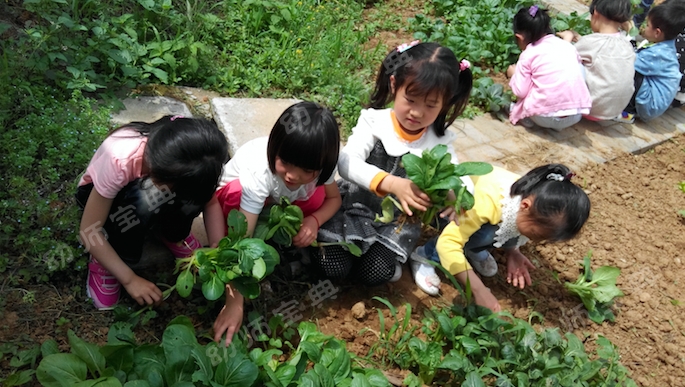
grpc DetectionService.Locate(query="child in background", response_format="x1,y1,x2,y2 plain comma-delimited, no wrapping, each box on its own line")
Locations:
672,28,685,106
558,0,636,121
413,164,591,311
209,101,342,346
76,116,229,310
617,0,685,123
316,41,473,287
507,5,592,130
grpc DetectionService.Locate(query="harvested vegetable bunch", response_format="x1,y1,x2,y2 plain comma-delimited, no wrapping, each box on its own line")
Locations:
377,144,493,225
565,251,624,323
255,197,362,256
175,210,280,301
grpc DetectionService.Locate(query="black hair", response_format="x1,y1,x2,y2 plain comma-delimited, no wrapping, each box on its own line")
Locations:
647,0,685,40
117,116,229,204
513,6,554,44
369,42,472,136
267,101,340,186
589,0,632,23
510,163,591,242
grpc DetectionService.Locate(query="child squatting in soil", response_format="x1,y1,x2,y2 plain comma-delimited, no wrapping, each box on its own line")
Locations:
315,41,474,287
208,101,342,346
506,5,592,130
76,116,229,311
410,164,591,312
557,0,636,121
617,0,685,123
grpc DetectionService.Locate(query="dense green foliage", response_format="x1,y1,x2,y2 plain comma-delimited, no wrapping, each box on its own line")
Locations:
369,298,636,387
35,316,391,386
0,0,373,284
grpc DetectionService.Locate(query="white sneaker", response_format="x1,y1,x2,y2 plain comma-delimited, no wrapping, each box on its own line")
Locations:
389,262,402,282
410,260,440,296
465,250,498,277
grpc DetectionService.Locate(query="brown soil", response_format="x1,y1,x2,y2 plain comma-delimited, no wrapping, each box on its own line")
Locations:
3,135,685,386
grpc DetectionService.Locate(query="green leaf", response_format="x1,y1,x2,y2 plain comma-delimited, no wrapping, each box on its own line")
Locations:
107,322,135,345
454,161,493,176
462,372,486,387
591,266,624,303
4,369,35,386
41,340,60,357
232,278,261,299
100,343,134,373
252,258,267,280
133,345,164,386
176,270,194,298
226,210,248,243
214,353,258,386
37,354,88,387
460,336,482,356
202,275,226,301
374,196,396,223
123,381,151,387
401,153,427,188
69,330,106,377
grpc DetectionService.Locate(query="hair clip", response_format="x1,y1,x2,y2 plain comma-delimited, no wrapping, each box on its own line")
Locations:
546,173,564,182
529,5,539,17
397,40,420,53
459,59,471,71
565,172,576,180
170,115,184,121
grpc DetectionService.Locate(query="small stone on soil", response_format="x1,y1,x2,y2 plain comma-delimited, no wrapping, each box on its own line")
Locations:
639,292,651,303
351,301,366,320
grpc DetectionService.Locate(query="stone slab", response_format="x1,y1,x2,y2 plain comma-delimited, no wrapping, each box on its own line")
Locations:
211,98,301,157
111,96,192,127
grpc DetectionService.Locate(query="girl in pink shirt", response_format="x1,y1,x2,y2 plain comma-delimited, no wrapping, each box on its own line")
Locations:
506,5,592,131
76,116,229,311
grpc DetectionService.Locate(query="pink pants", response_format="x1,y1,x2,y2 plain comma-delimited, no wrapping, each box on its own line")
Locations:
216,179,326,219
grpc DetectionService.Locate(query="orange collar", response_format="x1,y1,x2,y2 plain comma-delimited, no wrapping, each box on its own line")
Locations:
391,111,426,142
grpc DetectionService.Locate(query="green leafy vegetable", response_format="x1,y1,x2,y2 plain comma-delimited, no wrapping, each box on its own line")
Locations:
256,197,362,256
564,251,624,323
174,209,279,300
383,145,492,225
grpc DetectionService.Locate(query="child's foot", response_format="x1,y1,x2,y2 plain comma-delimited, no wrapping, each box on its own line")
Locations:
409,246,440,296
613,111,635,124
410,261,440,296
163,233,202,258
465,250,498,277
473,287,501,312
519,117,535,128
389,262,403,282
87,258,120,310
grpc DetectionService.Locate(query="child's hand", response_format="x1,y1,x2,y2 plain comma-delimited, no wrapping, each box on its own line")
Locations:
384,176,431,216
439,190,459,223
213,286,245,347
123,275,163,306
293,216,318,248
556,30,580,42
505,248,535,289
506,64,517,78
473,286,502,312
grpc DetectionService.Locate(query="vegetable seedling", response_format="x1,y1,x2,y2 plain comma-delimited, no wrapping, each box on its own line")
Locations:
254,197,361,256
377,144,492,226
564,251,624,324
174,209,280,301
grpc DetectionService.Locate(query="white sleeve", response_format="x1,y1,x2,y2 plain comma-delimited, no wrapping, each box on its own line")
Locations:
337,110,386,189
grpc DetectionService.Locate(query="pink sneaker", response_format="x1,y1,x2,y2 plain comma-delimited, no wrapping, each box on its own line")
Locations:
162,234,202,258
87,259,120,310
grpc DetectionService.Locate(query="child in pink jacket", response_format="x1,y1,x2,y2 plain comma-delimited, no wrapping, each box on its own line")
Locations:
507,5,592,131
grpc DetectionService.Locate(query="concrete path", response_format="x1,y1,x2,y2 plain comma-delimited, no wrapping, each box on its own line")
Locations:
209,97,685,176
